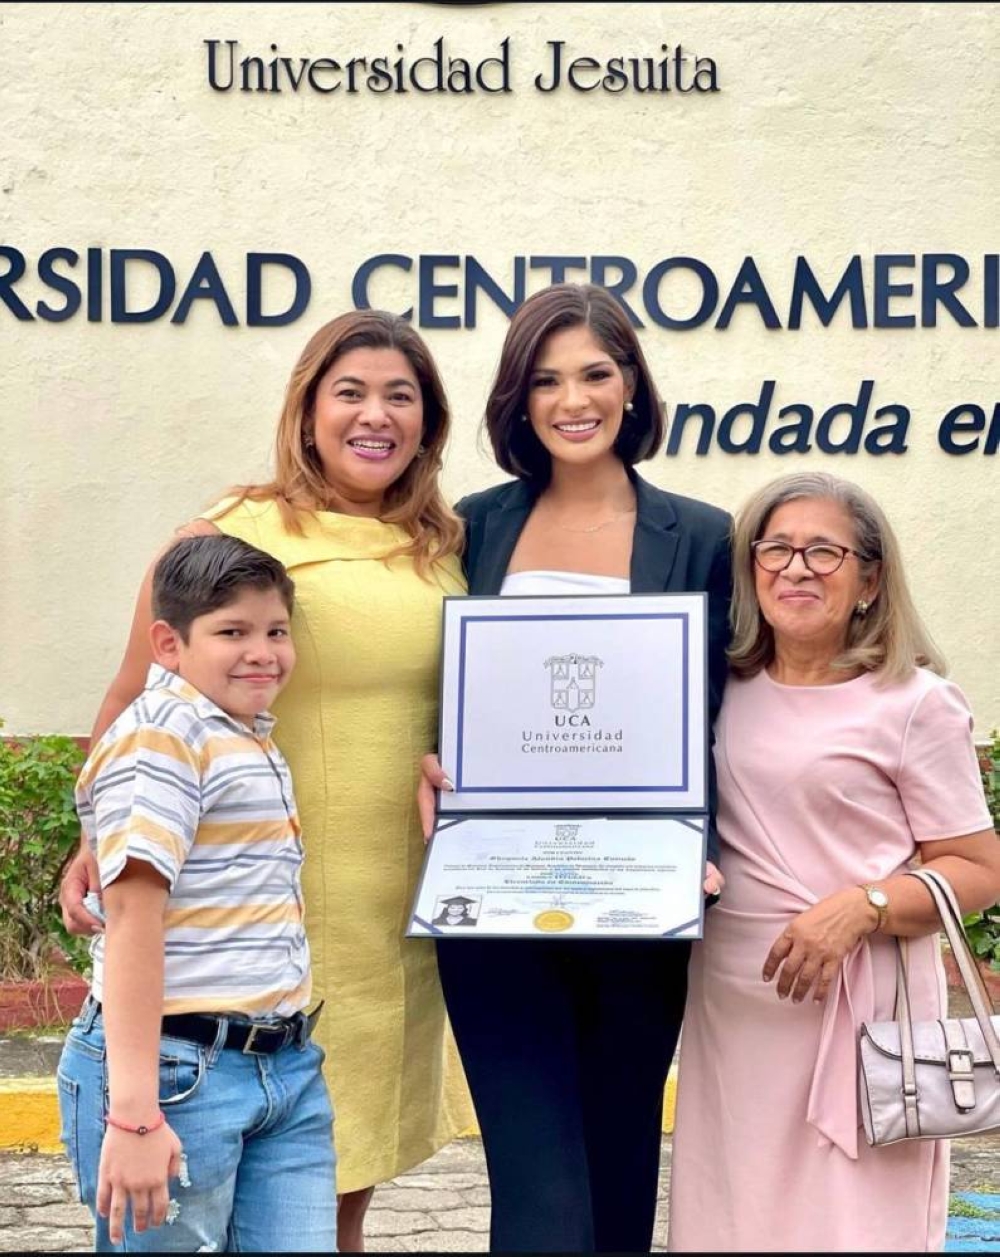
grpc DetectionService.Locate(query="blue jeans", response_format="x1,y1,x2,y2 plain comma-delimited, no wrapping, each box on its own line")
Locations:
57,998,338,1253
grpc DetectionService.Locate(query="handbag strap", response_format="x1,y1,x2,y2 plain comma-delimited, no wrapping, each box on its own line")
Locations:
890,936,921,1136
905,867,1000,1073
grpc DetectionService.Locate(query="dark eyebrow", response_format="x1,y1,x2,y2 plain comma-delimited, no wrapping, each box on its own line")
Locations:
530,358,616,376
215,616,290,628
330,375,416,389
765,532,846,545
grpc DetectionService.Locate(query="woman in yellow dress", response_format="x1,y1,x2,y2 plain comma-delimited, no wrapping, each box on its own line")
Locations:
61,310,472,1249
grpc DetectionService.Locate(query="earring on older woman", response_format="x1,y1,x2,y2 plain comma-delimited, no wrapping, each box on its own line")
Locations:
855,599,870,617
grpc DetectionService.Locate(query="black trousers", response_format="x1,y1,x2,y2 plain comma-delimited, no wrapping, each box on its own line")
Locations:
436,936,690,1254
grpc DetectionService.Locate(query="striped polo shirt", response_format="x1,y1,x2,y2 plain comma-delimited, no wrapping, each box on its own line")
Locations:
77,664,311,1017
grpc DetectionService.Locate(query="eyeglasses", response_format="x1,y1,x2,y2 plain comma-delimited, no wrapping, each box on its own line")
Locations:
750,540,871,576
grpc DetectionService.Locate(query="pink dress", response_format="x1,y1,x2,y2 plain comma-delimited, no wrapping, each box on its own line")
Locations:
668,667,992,1253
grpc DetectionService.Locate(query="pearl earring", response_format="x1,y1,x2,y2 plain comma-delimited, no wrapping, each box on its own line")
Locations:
855,599,870,617
624,401,634,413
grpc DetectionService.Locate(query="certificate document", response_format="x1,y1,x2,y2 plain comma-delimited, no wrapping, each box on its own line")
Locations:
410,592,711,940
438,593,707,813
407,814,706,938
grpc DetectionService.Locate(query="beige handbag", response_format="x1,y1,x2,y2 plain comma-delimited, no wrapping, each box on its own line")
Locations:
858,867,1000,1146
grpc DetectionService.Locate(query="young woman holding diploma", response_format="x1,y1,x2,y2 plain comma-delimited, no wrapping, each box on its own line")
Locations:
420,283,732,1254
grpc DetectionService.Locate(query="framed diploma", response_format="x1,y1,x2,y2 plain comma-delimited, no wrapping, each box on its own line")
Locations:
438,593,707,813
408,814,707,939
407,592,711,941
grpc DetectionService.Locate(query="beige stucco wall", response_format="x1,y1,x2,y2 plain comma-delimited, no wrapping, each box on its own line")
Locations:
1,1,996,735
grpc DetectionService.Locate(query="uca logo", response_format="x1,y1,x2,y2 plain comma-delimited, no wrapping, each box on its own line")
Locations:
544,654,603,713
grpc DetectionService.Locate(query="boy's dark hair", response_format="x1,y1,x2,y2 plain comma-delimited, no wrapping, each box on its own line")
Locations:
152,535,295,642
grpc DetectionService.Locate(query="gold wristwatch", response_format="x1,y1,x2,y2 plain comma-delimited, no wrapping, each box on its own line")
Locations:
860,884,889,932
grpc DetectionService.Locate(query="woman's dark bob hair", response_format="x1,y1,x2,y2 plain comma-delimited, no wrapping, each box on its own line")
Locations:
484,283,666,485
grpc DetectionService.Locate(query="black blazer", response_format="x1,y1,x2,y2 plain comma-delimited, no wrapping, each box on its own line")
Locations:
455,471,733,866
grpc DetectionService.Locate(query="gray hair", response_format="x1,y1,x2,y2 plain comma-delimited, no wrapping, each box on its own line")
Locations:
728,471,945,682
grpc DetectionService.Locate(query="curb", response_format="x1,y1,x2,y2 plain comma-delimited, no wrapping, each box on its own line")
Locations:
0,1077,62,1153
0,1065,678,1155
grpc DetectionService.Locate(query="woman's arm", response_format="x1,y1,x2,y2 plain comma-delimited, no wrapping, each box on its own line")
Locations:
875,827,1000,934
59,519,220,934
763,826,1000,1004
92,517,222,742
764,676,997,1003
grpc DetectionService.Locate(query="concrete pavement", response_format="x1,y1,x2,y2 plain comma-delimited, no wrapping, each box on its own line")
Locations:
0,1139,499,1254
1,1034,997,1252
2,1136,999,1252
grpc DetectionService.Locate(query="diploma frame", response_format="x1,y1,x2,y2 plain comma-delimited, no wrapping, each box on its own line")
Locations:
405,593,711,941
437,592,708,814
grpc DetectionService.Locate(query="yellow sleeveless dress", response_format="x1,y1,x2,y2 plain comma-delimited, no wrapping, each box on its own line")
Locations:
207,497,472,1192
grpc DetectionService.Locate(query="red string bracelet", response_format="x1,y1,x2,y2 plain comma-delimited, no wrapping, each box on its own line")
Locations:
105,1110,166,1136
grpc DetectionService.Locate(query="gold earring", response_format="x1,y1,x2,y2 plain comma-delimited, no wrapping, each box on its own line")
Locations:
855,599,870,617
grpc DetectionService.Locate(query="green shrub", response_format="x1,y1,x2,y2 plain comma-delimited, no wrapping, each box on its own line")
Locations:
1,721,997,979
963,730,1000,972
0,721,89,979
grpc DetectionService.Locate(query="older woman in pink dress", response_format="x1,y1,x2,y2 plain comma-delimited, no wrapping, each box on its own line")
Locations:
668,471,999,1253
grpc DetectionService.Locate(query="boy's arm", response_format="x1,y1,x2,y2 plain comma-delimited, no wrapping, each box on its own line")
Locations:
86,720,201,1243
97,859,183,1243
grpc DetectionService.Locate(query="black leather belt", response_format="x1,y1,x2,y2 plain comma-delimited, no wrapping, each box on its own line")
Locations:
93,1000,323,1056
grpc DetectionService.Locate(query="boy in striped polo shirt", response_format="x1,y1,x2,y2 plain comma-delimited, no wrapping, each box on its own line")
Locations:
58,535,337,1253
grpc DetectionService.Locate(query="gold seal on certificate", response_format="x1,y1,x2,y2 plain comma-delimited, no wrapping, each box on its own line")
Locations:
407,593,710,941
534,910,575,932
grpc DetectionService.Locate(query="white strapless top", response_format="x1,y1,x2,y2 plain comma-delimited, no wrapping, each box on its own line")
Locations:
500,570,631,597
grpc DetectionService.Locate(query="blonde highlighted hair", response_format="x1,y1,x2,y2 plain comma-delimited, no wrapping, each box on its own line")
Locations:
212,310,463,575
728,471,945,683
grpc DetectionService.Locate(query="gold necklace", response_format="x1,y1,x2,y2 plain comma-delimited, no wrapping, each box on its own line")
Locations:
547,506,637,535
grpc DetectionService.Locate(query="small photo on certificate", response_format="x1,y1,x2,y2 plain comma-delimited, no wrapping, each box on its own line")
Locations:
431,895,482,928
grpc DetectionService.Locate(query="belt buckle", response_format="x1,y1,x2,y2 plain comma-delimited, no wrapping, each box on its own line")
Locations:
947,1048,974,1080
242,1023,267,1055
